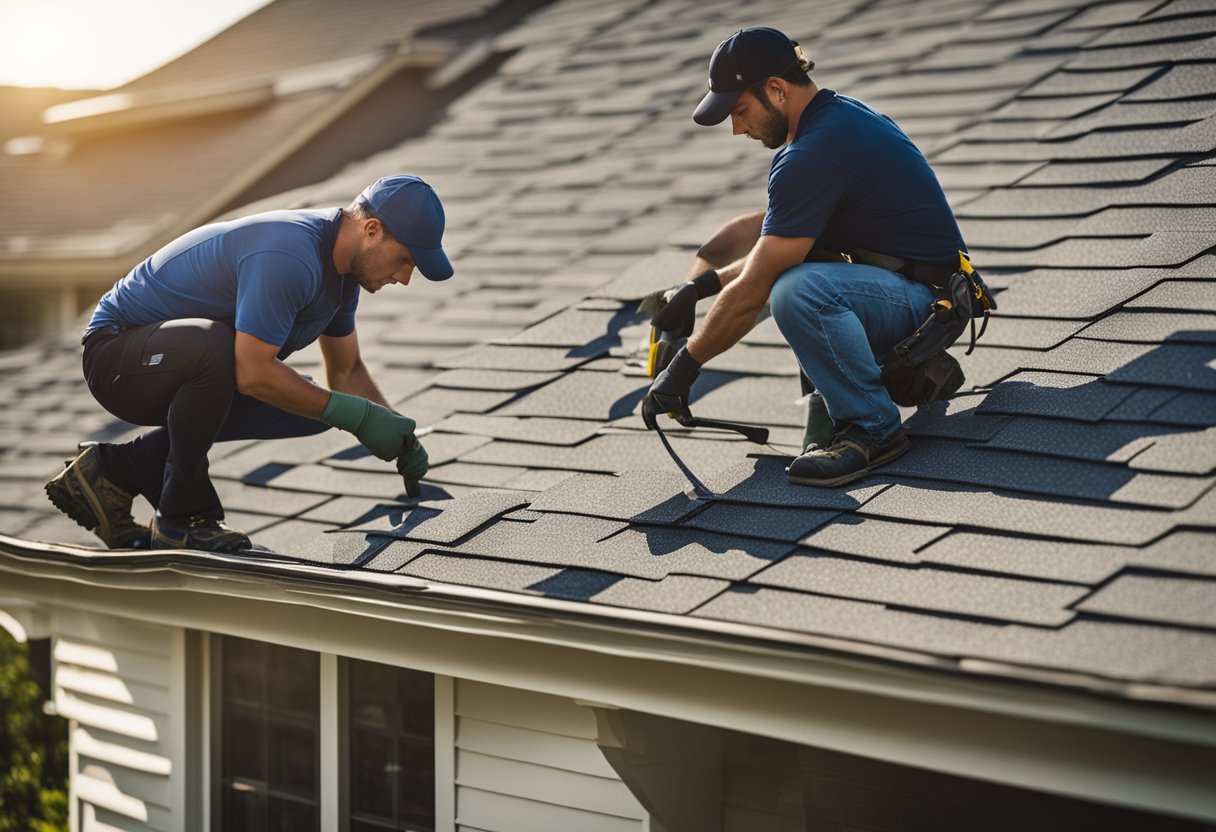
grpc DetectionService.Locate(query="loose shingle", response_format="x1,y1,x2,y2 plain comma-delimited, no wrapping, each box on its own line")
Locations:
528,471,704,523
801,516,949,564
1079,574,1216,629
683,502,838,543
750,554,1085,626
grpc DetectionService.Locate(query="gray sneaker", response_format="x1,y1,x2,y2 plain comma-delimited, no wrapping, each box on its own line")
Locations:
151,516,250,553
787,424,910,488
45,445,150,549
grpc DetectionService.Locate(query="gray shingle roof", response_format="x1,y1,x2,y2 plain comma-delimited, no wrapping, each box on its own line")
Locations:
2,0,1216,708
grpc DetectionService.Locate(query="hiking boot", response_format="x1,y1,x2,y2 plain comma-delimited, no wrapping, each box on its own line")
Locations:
45,445,150,549
787,423,911,488
151,516,251,553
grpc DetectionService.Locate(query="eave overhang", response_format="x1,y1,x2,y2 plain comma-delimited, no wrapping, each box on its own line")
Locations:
2,532,1215,824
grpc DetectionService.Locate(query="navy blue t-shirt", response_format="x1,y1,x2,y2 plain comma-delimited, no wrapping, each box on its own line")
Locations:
762,89,965,264
88,208,359,358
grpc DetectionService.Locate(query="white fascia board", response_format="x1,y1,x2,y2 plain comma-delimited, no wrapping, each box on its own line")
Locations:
2,550,1216,823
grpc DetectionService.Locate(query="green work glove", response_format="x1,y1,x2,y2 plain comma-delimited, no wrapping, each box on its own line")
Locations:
322,391,417,462
397,435,429,496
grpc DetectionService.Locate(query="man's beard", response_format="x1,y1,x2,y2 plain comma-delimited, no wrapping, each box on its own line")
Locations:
350,249,382,291
757,106,788,149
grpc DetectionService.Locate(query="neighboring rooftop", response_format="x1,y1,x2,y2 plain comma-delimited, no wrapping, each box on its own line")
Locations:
2,0,1215,709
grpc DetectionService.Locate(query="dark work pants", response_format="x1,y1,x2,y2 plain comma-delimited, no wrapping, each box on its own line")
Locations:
82,319,328,523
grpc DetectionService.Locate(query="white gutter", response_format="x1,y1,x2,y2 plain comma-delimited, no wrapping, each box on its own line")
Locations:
1,536,1214,823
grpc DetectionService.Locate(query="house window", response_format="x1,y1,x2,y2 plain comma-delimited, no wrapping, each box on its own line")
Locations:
347,660,435,831
217,636,320,831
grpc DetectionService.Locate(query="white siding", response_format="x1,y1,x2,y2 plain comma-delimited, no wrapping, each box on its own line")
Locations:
53,609,189,832
454,680,646,832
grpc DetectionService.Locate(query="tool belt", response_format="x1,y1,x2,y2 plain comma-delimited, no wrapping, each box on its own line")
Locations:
852,249,995,408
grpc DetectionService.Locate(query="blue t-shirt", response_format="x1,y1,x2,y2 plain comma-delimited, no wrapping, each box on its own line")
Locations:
762,89,965,264
88,208,359,358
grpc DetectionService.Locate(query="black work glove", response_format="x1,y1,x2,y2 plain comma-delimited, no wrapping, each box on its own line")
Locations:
638,270,722,338
396,435,429,497
642,347,702,428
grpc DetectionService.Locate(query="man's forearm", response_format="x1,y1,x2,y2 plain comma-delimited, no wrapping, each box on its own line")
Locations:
238,359,331,419
686,280,767,364
329,361,391,408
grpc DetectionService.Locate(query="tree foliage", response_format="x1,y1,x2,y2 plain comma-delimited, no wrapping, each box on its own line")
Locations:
0,628,68,832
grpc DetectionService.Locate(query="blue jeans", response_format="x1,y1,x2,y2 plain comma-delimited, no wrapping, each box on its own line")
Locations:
769,261,934,442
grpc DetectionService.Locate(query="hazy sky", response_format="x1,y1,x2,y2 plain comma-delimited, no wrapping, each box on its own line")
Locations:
0,0,273,89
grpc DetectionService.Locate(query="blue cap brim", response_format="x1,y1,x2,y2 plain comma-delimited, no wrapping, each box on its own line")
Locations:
413,245,453,281
693,89,740,126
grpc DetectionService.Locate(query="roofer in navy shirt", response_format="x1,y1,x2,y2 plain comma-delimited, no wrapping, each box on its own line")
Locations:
642,27,972,486
46,175,449,553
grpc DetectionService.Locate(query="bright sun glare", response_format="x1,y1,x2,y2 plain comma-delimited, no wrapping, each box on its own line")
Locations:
0,1,269,90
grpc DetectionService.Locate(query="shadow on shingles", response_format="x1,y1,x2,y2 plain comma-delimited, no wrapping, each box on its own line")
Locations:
565,305,649,360
606,369,747,421
527,568,622,600
624,524,790,563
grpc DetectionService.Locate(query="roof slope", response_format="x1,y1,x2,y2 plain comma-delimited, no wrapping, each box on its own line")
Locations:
2,0,1216,708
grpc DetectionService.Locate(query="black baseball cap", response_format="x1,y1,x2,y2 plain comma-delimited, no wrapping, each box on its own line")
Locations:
693,27,801,126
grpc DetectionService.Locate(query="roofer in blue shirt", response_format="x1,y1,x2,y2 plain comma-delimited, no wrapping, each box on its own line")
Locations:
643,27,985,487
45,175,448,553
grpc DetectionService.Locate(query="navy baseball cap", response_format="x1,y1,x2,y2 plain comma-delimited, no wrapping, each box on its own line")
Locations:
694,27,802,126
358,175,453,281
